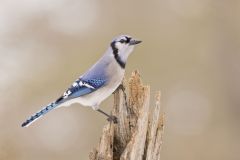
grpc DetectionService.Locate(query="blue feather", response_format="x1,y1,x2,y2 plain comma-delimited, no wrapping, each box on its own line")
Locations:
21,78,106,127
21,102,59,127
64,78,106,99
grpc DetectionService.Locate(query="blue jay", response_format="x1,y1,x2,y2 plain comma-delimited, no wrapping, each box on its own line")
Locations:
21,35,142,127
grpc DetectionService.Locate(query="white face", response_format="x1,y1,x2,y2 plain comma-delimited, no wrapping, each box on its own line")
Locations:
115,42,134,62
111,35,141,62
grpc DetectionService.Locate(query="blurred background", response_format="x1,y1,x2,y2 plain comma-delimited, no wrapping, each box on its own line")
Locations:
0,0,239,159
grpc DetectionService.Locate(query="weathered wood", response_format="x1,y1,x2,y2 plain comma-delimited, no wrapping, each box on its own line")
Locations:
89,71,164,160
145,92,164,160
89,123,114,160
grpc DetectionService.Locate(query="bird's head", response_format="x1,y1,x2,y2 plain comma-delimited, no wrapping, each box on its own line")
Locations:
110,35,142,65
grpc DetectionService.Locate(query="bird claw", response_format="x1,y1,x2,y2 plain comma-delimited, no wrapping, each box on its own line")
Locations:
107,116,118,124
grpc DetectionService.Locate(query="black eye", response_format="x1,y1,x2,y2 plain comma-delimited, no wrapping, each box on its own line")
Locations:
119,39,125,43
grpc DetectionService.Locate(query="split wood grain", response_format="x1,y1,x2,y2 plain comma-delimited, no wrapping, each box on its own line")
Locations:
89,71,164,160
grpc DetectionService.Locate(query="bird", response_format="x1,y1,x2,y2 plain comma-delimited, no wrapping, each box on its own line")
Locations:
21,35,142,127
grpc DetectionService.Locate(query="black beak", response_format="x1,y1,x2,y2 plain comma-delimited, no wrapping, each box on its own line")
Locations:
129,39,142,45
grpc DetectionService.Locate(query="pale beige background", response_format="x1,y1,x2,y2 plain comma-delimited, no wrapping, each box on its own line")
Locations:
0,0,239,160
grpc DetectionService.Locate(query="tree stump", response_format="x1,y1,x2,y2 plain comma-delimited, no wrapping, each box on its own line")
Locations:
89,71,164,160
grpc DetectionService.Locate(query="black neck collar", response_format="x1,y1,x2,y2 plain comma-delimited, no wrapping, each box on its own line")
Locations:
110,42,125,69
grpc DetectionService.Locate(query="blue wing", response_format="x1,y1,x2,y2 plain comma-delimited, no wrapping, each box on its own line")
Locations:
58,78,106,102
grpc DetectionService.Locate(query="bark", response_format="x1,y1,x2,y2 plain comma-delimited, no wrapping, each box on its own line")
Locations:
89,71,165,160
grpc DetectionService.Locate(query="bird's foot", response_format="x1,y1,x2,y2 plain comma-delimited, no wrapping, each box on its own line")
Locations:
107,115,118,124
97,109,118,124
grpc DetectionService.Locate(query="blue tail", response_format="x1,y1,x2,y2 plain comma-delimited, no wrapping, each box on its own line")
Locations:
21,102,59,127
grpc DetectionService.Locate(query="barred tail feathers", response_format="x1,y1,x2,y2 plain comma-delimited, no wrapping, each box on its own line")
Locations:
21,102,58,127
